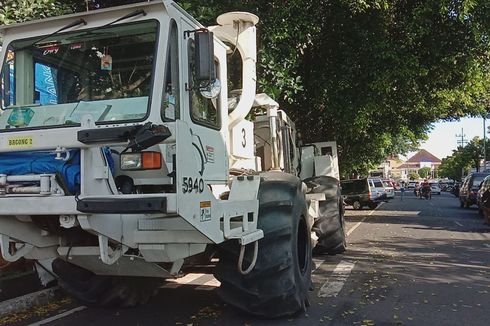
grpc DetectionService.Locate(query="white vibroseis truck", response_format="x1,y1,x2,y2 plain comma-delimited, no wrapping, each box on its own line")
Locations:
0,1,345,317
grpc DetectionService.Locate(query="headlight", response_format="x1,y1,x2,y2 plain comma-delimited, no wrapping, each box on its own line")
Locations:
120,152,162,170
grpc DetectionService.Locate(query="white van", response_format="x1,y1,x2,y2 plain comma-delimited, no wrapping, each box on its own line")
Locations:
368,178,387,200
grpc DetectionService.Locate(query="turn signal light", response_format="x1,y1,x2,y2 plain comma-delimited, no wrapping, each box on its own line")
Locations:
120,151,162,170
141,152,162,169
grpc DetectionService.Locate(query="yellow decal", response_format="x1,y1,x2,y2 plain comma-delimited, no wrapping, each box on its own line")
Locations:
200,201,211,208
8,136,33,148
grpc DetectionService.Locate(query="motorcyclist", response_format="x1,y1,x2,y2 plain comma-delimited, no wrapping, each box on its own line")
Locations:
420,179,431,199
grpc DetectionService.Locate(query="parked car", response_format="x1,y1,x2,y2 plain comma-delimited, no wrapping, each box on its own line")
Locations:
407,181,418,189
382,180,395,199
429,183,441,195
477,175,490,215
341,178,387,210
459,172,490,208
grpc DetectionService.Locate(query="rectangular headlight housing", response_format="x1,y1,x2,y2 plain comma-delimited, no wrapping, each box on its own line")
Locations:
120,152,162,170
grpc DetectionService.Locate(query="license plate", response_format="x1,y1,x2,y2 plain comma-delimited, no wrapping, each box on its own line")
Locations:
8,136,33,148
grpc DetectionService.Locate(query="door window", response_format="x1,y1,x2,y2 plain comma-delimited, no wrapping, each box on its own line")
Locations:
0,49,15,107
187,39,220,129
162,20,180,121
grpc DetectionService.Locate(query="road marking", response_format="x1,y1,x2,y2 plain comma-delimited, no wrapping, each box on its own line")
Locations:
454,221,463,227
28,306,87,326
195,277,221,290
346,202,383,236
483,244,490,249
317,261,355,298
384,259,490,271
161,273,207,289
161,273,222,290
312,258,325,272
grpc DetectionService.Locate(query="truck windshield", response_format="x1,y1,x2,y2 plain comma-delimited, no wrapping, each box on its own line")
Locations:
0,20,157,130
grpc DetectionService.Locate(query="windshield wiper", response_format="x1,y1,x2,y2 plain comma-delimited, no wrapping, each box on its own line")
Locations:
63,9,147,41
102,9,147,28
19,19,87,50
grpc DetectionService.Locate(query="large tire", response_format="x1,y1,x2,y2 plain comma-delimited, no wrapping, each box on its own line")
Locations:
52,259,162,307
304,176,346,255
214,172,311,318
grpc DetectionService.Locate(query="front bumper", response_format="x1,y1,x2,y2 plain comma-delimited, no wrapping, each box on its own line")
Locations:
0,194,177,215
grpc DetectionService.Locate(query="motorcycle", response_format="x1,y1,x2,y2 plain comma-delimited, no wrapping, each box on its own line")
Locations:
420,186,431,199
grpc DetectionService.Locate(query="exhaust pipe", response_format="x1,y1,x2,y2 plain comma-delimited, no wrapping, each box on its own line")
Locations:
209,12,259,128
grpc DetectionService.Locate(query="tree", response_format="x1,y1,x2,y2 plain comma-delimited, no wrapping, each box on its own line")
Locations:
409,172,420,180
461,137,484,172
179,0,490,176
292,0,490,177
438,137,490,180
4,0,490,178
418,167,431,179
0,0,71,25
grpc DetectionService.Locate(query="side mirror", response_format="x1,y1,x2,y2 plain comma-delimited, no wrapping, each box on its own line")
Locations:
195,31,215,81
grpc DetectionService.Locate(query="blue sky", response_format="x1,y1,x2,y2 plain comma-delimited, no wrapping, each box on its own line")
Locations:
407,117,487,160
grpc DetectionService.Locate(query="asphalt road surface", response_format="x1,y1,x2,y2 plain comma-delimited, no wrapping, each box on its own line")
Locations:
5,191,490,326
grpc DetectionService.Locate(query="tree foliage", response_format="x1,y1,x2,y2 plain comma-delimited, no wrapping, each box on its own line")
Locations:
2,0,490,177
418,167,431,179
0,0,70,25
177,0,490,176
438,137,490,180
409,172,420,180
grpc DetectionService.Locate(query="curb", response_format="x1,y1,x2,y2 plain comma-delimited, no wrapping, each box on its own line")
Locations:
0,286,60,316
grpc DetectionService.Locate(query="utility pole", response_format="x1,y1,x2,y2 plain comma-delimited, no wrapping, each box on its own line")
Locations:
484,117,487,172
456,128,469,177
484,114,490,172
455,128,468,147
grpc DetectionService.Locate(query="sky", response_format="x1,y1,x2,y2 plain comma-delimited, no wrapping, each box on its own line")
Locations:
406,117,488,161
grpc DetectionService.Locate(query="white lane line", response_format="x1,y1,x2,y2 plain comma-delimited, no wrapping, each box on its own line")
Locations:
318,261,355,298
346,202,384,236
161,273,222,290
195,278,221,291
312,258,325,273
28,306,87,326
161,273,204,288
454,221,463,227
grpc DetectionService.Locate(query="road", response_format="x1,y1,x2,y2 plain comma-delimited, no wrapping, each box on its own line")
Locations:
5,191,490,326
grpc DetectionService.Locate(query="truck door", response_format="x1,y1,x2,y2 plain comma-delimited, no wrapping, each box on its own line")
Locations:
179,19,228,184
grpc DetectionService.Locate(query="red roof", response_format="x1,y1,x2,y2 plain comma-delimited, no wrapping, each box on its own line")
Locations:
406,149,441,164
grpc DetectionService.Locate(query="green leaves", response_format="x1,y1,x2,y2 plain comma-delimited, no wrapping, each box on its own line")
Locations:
438,136,489,180
4,0,490,178
0,0,70,25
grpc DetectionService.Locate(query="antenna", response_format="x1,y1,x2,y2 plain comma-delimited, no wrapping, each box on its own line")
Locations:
455,127,468,147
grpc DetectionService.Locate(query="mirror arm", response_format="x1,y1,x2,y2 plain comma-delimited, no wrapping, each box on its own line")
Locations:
184,28,209,39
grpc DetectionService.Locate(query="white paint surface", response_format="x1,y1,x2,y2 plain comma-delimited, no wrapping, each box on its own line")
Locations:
317,261,355,298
